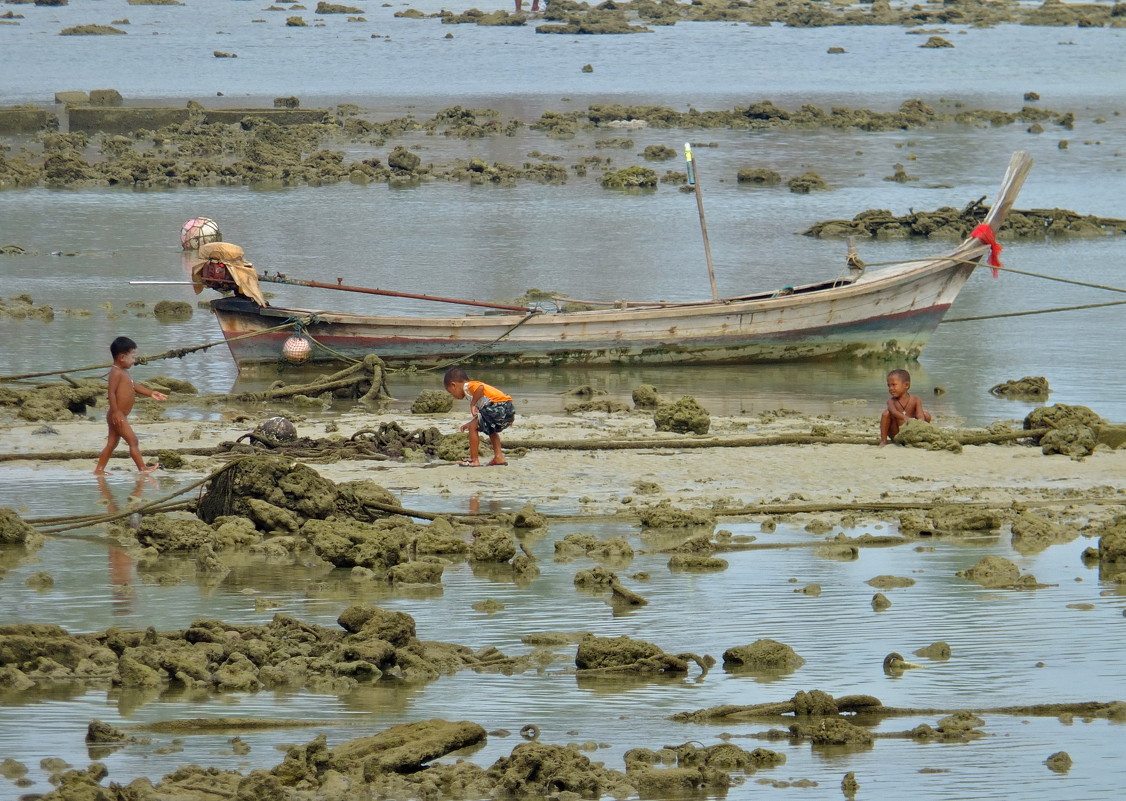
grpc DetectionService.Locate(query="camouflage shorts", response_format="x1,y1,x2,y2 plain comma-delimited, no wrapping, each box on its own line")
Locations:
477,400,515,436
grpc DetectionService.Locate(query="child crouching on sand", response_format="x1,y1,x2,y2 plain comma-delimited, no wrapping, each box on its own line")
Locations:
443,366,514,467
879,368,931,446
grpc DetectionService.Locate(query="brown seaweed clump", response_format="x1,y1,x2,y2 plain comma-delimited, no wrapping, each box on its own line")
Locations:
653,396,710,434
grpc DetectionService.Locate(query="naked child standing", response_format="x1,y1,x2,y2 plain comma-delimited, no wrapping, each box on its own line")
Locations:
94,336,168,474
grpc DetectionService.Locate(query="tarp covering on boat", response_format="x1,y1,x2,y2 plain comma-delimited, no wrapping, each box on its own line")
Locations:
191,242,267,306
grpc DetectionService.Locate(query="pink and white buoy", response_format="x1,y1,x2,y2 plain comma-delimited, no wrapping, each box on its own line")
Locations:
282,335,312,364
180,217,222,250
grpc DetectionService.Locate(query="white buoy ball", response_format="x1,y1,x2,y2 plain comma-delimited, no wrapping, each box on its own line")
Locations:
282,335,312,364
180,217,222,250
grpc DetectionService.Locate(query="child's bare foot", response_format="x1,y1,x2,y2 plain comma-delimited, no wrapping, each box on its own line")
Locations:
93,468,109,475
141,463,160,474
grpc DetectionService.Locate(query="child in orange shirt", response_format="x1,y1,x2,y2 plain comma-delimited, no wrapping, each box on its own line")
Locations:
443,366,514,466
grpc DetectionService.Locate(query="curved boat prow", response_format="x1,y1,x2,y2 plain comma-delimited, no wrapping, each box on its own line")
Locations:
982,150,1035,231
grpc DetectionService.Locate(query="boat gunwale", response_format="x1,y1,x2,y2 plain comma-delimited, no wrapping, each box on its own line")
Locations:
216,241,989,330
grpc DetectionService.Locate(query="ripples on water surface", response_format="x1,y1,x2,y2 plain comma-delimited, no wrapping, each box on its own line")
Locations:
1,479,1125,799
2,8,1126,801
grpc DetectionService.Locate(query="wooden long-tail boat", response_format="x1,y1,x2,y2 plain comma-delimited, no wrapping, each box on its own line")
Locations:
204,151,1033,369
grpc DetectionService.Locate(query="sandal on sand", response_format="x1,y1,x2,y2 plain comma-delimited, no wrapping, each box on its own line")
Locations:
487,460,509,467
458,460,481,467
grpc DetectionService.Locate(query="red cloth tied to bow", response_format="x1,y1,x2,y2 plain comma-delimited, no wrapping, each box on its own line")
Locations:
970,223,1002,278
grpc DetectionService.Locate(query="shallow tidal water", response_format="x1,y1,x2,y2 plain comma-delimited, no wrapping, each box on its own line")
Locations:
2,6,1126,800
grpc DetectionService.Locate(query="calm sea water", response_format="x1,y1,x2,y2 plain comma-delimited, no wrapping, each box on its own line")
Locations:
2,8,1126,800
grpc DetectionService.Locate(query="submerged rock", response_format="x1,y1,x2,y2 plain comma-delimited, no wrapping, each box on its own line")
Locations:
990,375,1050,399
723,639,804,672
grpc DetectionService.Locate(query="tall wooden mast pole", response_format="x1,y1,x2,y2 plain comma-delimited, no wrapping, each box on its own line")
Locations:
685,142,719,302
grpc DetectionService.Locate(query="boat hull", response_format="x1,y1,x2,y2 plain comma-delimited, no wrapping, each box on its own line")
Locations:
210,248,984,368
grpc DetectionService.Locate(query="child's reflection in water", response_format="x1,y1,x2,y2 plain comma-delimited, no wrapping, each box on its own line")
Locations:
96,472,154,615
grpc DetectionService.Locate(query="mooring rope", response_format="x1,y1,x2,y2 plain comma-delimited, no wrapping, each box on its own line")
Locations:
0,318,314,383
942,298,1126,323
398,312,541,374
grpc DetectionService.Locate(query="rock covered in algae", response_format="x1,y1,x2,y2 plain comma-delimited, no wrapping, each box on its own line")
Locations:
576,635,671,670
135,513,222,553
668,554,728,572
636,498,717,528
990,375,1050,399
1040,423,1098,458
0,507,39,545
1095,515,1126,570
737,167,782,185
0,378,102,421
866,574,915,589
512,501,546,529
1010,510,1077,555
600,165,658,189
304,515,465,570
722,639,805,672
927,505,1005,533
197,457,339,524
914,641,952,661
329,718,487,775
468,526,516,562
1045,750,1073,772
1024,403,1103,457
893,418,961,452
337,604,416,644
791,717,874,747
487,741,632,798
955,555,1041,588
411,388,453,414
631,383,664,409
574,565,617,588
152,299,193,320
555,532,633,562
653,396,711,434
